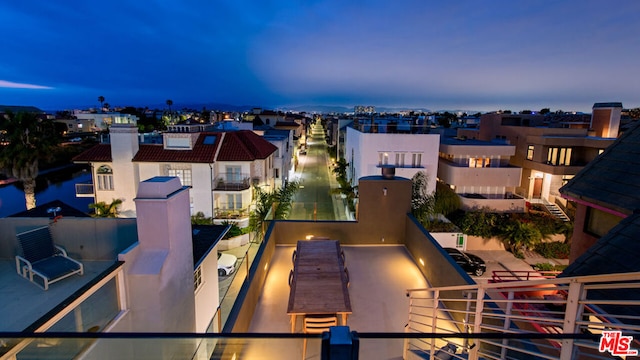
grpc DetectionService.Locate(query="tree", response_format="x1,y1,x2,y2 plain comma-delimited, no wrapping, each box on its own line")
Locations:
498,218,543,258
433,181,461,216
411,171,435,224
98,96,105,112
0,111,59,209
89,199,123,218
249,181,299,241
539,108,551,115
191,211,213,225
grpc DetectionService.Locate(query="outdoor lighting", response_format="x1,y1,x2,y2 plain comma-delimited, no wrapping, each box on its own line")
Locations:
419,258,425,266
383,187,387,196
305,235,314,240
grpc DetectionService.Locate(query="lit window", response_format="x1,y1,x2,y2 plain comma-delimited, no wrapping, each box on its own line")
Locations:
168,169,192,186
96,165,114,191
527,145,534,160
547,147,572,166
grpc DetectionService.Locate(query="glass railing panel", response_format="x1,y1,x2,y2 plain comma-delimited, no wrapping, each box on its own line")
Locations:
46,278,120,333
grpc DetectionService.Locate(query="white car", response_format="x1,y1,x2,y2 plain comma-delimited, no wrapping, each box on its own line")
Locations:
218,252,237,276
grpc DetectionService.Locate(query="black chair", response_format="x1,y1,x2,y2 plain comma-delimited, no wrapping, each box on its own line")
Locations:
15,226,84,290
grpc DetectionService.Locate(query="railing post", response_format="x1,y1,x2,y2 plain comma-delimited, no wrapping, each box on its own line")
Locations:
560,279,584,360
470,287,485,360
501,291,515,359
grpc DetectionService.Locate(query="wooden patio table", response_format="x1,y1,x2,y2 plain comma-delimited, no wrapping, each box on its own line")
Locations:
287,240,352,333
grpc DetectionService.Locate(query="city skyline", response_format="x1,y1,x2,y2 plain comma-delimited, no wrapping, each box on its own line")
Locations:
1,1,639,112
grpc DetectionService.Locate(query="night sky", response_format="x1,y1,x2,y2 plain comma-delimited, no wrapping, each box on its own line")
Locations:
1,1,639,112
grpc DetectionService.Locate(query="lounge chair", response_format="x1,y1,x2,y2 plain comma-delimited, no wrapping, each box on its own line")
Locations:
15,226,84,290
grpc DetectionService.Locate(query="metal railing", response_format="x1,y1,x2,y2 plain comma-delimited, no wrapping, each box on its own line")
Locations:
214,205,250,219
405,271,640,360
213,175,251,191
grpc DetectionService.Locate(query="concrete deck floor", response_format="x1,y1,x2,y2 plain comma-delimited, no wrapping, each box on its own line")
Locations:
245,245,429,360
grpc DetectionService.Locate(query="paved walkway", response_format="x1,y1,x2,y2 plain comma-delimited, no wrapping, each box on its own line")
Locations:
291,121,347,221
468,249,568,283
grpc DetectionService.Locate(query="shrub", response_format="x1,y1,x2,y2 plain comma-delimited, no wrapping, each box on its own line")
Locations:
223,222,244,239
534,242,570,259
533,262,567,271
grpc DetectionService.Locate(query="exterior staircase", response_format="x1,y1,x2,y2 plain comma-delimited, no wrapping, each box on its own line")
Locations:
544,202,571,222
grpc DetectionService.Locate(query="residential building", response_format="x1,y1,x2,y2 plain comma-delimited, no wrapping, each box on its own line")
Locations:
345,122,439,193
559,120,640,262
260,128,294,188
3,172,639,359
457,104,620,208
73,110,139,131
73,120,277,221
438,136,524,212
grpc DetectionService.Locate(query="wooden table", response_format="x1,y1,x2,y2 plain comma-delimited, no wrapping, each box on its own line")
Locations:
287,240,352,333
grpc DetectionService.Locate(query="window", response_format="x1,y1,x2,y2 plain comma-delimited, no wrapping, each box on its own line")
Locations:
227,194,242,209
469,157,490,168
194,267,202,291
274,168,280,179
226,166,242,182
168,169,192,186
412,153,422,167
395,153,405,167
378,152,389,166
585,207,622,238
547,147,572,165
96,165,114,191
527,145,534,160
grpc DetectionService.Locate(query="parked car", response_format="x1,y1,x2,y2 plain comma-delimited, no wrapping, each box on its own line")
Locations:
218,252,237,276
444,248,486,276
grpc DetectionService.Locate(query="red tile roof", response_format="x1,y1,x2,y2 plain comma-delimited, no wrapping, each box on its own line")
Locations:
216,131,277,161
72,144,112,162
72,130,277,164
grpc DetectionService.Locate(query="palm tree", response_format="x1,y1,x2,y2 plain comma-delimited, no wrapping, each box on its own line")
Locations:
249,181,299,241
165,99,173,124
0,111,59,210
98,96,105,112
89,199,123,218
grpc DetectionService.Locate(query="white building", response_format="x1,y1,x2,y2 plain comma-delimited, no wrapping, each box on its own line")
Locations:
345,125,440,193
73,111,139,131
73,122,277,221
438,136,525,212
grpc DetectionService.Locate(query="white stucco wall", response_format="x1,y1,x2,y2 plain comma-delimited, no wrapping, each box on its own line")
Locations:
345,127,440,193
194,245,221,333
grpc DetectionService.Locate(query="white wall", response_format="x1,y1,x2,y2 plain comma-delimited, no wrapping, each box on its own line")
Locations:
346,127,440,193
194,245,221,332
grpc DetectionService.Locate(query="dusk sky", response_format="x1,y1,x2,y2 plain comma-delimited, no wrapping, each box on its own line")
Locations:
1,1,639,112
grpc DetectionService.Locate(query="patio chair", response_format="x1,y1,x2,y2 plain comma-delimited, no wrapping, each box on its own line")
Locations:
302,315,337,359
15,226,84,290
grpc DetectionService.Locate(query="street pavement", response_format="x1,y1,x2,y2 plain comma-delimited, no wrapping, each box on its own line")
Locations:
290,121,347,221
467,249,569,284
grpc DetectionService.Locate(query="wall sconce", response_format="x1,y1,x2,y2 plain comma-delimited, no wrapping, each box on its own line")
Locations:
383,187,387,196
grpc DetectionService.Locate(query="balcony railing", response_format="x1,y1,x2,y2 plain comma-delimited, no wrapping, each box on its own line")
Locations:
214,175,251,191
405,271,640,360
214,205,249,219
75,183,94,197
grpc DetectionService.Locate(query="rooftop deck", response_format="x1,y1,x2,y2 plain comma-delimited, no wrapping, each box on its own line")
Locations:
246,245,431,359
0,260,118,332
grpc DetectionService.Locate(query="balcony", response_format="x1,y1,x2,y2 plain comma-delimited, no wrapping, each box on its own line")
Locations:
75,182,94,197
214,205,249,219
459,192,526,212
213,175,251,191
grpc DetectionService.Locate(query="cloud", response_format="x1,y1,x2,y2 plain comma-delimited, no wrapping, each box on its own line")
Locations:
0,80,53,90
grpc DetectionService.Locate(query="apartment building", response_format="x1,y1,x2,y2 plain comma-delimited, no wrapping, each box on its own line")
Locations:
457,103,620,207
438,136,524,212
